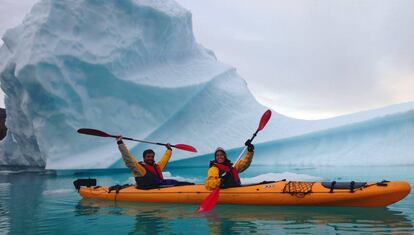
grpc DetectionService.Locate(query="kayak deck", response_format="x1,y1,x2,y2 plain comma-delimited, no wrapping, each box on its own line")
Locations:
77,180,410,207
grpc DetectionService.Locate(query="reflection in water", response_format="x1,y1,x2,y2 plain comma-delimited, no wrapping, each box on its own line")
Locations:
0,172,51,234
129,209,167,235
215,205,414,234
77,199,200,234
77,199,414,234
1,167,413,234
0,182,10,233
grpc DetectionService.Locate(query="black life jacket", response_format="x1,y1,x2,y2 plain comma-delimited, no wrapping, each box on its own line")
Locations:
210,161,241,188
135,162,164,189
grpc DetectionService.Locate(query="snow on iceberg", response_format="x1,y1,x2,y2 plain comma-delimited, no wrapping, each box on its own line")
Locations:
0,0,413,169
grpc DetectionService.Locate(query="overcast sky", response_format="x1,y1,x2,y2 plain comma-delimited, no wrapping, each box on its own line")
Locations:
1,0,414,119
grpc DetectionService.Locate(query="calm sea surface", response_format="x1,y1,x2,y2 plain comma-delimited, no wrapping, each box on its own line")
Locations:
0,165,413,234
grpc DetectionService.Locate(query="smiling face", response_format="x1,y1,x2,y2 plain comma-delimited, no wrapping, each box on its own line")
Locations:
215,150,226,164
143,152,155,165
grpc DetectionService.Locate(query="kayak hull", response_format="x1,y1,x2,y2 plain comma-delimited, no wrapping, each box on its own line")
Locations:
78,181,410,207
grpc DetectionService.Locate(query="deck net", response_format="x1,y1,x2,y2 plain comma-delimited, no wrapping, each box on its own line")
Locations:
283,181,315,198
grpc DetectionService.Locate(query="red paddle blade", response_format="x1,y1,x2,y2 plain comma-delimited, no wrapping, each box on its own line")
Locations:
195,188,220,213
257,109,272,132
77,128,112,137
173,144,198,153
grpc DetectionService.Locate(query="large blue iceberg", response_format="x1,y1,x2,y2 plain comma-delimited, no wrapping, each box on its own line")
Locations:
1,0,413,169
172,106,414,167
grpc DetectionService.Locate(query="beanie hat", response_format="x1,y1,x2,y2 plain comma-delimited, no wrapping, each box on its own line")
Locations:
214,147,232,165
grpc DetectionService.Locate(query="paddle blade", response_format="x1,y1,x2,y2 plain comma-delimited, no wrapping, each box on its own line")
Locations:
77,128,112,137
257,109,272,131
173,144,198,153
195,188,220,213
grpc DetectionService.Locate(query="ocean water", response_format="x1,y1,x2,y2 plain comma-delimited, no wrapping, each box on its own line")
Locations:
0,165,413,234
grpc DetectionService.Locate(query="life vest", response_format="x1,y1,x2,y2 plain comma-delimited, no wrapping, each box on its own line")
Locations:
135,162,164,189
210,161,241,188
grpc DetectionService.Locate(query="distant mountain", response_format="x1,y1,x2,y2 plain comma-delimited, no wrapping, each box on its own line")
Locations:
0,108,6,140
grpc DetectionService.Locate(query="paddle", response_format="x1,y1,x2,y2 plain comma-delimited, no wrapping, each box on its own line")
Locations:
234,109,272,165
77,128,198,152
195,109,272,213
195,188,220,213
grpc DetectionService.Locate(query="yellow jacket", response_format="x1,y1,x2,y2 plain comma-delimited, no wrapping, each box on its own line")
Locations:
118,143,172,177
205,150,253,191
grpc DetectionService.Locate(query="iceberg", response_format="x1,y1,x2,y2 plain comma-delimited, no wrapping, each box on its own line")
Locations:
0,0,285,169
0,0,413,169
172,104,414,167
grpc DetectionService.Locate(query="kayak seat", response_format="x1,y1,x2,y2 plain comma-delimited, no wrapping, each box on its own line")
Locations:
322,181,367,193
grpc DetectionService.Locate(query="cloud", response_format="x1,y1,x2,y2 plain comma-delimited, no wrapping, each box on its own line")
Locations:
1,0,414,118
176,0,414,118
0,0,38,39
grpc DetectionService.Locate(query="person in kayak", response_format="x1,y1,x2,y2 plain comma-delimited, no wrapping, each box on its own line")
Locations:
116,136,193,189
205,140,254,190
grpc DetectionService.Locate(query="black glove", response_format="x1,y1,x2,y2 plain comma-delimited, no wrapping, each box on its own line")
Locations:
116,136,124,145
245,139,254,152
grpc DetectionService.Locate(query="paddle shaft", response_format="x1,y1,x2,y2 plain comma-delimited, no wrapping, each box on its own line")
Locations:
104,134,179,148
77,128,186,149
234,130,259,165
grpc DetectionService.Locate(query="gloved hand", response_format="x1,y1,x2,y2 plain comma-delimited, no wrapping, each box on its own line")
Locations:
165,143,172,150
116,135,123,145
245,139,254,152
205,177,221,191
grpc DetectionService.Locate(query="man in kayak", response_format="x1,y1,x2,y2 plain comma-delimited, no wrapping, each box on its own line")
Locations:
116,136,193,189
205,140,254,190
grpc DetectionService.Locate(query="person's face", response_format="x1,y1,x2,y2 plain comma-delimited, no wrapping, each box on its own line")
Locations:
144,153,155,165
215,151,226,164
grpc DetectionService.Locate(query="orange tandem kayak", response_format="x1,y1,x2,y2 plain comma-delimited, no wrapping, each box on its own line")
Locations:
75,179,410,207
